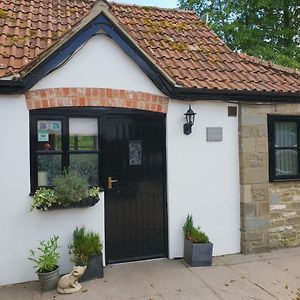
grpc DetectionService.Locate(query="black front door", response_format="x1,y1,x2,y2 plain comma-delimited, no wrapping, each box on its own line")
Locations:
103,113,167,263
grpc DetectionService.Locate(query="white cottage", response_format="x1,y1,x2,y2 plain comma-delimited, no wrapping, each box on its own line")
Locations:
1,0,299,285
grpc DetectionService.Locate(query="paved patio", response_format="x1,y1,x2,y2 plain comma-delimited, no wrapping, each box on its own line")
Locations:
1,247,300,300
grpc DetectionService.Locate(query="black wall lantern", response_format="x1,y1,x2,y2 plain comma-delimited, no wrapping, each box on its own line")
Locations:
183,104,196,135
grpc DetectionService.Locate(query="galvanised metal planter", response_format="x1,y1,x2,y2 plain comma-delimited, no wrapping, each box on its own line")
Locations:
184,239,213,267
37,266,59,292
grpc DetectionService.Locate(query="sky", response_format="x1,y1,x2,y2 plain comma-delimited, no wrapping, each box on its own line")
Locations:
114,0,179,9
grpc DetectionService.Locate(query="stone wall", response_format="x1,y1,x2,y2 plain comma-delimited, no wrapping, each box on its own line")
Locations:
240,104,300,253
269,182,300,249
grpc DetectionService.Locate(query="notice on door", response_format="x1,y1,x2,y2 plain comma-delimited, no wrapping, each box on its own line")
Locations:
129,141,142,166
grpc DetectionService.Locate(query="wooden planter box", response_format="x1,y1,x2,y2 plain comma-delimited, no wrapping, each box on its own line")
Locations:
79,253,104,282
184,239,213,267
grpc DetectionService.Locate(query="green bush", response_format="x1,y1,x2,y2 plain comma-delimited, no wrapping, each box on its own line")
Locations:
31,188,58,211
69,227,102,266
188,227,209,244
183,214,194,239
53,171,88,206
183,214,210,244
88,187,100,197
28,235,60,273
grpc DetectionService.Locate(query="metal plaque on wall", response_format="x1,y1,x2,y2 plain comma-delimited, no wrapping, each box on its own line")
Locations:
206,127,223,142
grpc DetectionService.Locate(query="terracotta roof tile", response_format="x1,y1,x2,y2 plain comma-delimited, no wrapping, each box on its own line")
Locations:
0,0,299,95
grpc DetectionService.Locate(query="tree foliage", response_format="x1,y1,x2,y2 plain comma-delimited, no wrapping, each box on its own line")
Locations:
179,0,300,69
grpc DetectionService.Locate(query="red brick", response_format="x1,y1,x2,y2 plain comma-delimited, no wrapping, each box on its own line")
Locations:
25,92,32,100
41,99,48,108
25,87,169,113
38,90,47,99
79,97,86,106
86,88,92,97
151,103,157,111
119,90,126,97
106,89,113,97
91,89,98,97
71,97,79,106
63,88,70,97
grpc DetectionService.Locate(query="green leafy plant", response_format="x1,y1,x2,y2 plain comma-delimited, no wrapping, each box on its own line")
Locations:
31,170,101,210
183,214,194,239
188,227,209,244
31,188,58,211
88,187,100,197
69,227,102,266
28,235,60,273
183,214,210,244
53,171,88,206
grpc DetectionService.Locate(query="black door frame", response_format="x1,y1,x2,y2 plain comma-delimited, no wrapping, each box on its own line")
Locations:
30,107,169,262
102,111,168,264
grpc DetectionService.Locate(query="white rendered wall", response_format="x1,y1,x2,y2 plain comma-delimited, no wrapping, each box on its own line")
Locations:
167,100,240,258
0,34,163,285
34,34,164,96
0,34,241,285
0,95,104,285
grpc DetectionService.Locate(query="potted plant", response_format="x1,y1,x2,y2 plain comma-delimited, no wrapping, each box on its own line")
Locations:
28,235,60,291
183,215,213,267
69,227,103,281
31,171,101,211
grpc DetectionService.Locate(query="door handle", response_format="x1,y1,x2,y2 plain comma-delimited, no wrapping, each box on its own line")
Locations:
108,176,118,189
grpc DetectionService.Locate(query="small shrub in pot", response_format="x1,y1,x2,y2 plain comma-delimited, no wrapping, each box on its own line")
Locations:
183,215,213,267
69,227,103,281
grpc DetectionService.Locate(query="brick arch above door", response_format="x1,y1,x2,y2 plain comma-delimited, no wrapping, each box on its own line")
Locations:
25,88,169,113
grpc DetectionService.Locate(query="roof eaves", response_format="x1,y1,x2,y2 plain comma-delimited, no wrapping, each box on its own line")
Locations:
172,86,300,102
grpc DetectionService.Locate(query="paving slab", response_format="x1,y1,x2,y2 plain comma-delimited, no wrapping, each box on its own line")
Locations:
218,253,262,265
0,281,40,300
267,255,300,278
231,260,300,300
160,287,221,300
258,247,300,260
189,265,275,300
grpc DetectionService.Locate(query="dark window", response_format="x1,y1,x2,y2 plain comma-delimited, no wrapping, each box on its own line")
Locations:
30,113,100,193
268,115,300,181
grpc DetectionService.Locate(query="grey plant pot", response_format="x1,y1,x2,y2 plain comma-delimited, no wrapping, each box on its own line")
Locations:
37,266,59,292
79,253,104,282
184,239,213,267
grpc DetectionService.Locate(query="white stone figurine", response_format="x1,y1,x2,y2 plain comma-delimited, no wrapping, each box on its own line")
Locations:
57,266,87,294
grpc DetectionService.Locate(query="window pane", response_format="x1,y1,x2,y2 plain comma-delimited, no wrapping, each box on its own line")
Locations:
69,118,98,150
69,154,98,186
38,155,61,186
275,122,297,147
37,120,62,150
275,149,298,176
